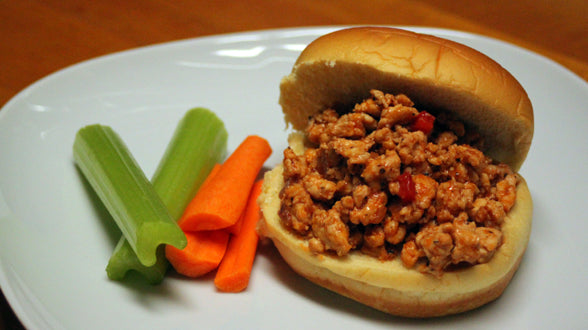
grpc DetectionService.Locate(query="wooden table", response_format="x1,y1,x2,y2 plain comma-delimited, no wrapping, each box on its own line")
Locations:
0,0,586,328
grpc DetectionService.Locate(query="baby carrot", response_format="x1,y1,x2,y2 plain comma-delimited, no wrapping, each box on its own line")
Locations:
178,135,271,232
214,180,263,292
165,230,230,278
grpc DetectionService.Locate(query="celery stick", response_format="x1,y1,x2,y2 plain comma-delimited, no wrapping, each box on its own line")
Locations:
106,108,228,283
74,124,187,267
106,239,168,284
151,108,228,220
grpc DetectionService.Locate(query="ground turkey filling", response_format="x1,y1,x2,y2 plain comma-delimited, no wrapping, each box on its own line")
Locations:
278,90,518,276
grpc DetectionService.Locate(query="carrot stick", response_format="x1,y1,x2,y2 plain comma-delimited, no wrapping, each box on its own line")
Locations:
226,206,250,235
226,213,244,235
214,180,263,292
164,164,226,277
178,135,271,232
165,230,229,277
197,163,222,192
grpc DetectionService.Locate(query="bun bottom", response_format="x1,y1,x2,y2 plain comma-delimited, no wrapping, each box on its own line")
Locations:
257,165,532,317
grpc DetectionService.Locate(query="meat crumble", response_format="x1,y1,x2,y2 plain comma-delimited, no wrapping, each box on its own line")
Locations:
278,90,518,276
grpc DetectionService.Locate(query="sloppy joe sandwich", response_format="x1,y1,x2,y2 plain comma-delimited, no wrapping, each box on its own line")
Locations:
257,27,534,317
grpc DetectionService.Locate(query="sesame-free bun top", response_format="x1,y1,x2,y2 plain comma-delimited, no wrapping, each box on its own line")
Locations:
279,26,534,171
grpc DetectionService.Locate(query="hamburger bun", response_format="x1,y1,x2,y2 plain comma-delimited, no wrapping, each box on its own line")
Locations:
258,27,533,317
280,26,533,171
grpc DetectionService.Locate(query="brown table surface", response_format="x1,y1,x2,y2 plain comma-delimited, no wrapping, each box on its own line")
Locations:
1,0,587,328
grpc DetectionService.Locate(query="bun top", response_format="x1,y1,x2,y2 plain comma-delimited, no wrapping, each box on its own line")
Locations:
279,27,534,171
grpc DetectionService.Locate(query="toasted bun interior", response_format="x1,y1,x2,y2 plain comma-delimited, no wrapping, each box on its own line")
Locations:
279,27,533,171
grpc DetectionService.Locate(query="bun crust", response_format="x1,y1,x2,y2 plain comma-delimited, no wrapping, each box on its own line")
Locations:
279,27,533,171
260,27,534,317
258,163,532,317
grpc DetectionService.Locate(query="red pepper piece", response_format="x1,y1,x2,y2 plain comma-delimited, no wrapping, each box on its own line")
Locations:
397,172,416,203
410,111,435,135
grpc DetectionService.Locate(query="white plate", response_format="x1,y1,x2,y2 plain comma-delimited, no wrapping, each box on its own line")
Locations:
1,26,587,329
